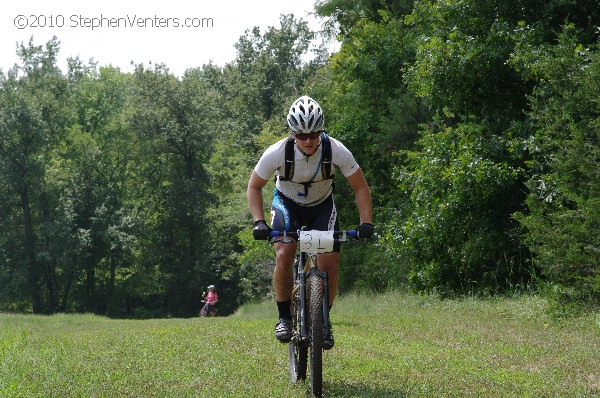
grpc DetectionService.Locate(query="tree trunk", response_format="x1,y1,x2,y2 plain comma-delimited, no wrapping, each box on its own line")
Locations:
20,184,42,313
86,262,96,311
40,190,58,313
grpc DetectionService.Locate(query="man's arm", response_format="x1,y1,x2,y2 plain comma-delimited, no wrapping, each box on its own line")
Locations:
247,171,270,222
345,168,373,224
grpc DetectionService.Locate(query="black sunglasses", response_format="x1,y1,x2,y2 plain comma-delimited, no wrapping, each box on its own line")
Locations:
293,131,322,141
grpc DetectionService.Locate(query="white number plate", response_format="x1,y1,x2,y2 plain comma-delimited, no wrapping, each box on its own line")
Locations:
299,230,335,253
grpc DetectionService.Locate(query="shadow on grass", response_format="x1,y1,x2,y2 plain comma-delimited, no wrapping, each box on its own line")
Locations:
323,380,407,397
331,321,360,328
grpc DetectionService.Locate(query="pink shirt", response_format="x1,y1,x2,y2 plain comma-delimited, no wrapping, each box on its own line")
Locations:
205,291,218,304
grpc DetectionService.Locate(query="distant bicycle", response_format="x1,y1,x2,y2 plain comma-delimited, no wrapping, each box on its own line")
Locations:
199,300,216,317
269,228,359,397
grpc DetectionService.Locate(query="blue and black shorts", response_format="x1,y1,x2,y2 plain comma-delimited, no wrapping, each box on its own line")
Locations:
270,189,340,252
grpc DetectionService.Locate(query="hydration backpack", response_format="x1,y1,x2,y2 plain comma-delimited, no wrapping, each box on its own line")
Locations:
277,132,334,197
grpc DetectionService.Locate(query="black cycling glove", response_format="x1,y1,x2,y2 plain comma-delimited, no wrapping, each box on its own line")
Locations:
356,223,374,239
253,220,272,240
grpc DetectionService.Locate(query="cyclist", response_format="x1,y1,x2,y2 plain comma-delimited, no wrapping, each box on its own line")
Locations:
201,285,218,317
247,95,373,349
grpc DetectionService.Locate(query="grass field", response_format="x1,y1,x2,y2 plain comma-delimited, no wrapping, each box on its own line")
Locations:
1,292,599,397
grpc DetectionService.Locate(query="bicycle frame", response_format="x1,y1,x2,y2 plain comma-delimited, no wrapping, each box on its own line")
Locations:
269,228,357,397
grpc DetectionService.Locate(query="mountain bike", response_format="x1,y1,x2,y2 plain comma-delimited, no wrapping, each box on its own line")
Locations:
199,300,216,317
269,228,358,397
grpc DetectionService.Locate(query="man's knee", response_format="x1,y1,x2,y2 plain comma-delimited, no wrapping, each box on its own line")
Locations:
275,244,296,266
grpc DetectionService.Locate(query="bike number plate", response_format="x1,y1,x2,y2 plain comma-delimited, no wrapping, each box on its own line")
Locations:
299,230,335,253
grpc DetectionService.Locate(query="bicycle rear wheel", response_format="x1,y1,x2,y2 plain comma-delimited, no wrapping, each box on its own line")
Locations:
308,269,323,397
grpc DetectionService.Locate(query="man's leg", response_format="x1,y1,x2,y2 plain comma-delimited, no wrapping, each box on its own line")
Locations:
274,241,297,301
273,241,297,342
318,251,340,350
318,252,340,305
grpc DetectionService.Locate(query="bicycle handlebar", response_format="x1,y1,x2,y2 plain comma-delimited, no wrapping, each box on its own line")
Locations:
269,230,358,240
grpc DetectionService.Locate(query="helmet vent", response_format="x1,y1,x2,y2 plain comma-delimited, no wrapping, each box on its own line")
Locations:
286,95,324,133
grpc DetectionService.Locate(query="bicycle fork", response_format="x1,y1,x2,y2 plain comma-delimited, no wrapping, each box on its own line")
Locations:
299,265,307,342
321,270,330,340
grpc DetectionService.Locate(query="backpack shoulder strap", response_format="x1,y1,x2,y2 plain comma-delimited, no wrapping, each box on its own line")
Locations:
321,132,333,180
281,136,295,182
279,133,333,183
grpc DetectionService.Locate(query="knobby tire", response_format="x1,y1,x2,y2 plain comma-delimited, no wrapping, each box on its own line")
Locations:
289,255,307,382
309,269,323,397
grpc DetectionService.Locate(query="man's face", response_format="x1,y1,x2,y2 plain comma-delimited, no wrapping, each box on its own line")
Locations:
293,131,321,155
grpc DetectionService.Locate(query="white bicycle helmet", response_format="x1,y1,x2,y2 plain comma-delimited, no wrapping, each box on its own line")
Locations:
208,285,215,290
287,95,324,133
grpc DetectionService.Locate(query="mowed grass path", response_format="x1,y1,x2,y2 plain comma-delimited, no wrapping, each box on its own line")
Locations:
1,293,599,397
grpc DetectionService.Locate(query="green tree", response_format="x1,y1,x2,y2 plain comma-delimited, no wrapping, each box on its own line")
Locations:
0,37,70,313
379,0,546,294
512,26,600,308
392,123,525,294
127,64,218,316
386,0,600,296
312,2,425,291
0,80,46,312
233,14,320,143
32,59,138,315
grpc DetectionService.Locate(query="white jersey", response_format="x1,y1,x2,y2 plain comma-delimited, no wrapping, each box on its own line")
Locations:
254,135,360,206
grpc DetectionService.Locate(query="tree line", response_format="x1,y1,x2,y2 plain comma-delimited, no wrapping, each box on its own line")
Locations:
1,1,598,317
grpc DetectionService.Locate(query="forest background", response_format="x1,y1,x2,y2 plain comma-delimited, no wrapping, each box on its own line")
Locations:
1,0,598,317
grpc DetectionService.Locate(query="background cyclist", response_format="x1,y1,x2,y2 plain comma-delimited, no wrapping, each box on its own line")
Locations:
201,285,218,317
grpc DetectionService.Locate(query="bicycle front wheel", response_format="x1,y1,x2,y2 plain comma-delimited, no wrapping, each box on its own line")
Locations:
308,270,323,397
